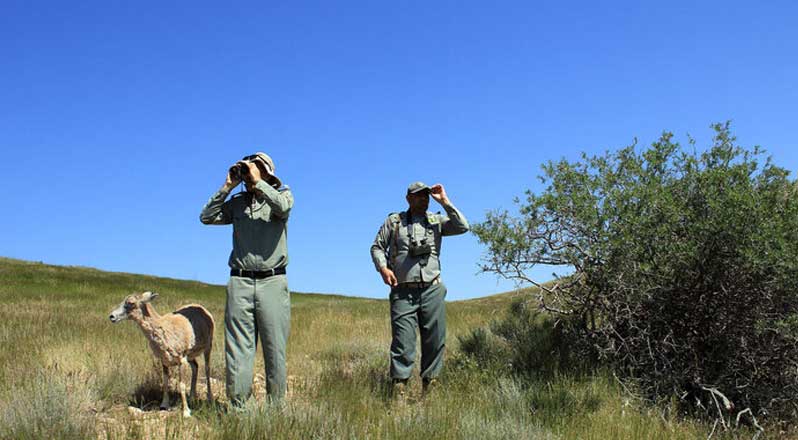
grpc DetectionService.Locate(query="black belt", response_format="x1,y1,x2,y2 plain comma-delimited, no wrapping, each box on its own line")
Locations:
230,268,286,279
397,278,441,289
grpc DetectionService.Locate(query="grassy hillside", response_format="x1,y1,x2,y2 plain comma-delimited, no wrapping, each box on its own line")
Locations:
0,257,740,439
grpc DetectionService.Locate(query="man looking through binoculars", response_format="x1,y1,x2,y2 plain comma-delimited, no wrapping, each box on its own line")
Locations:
200,152,293,406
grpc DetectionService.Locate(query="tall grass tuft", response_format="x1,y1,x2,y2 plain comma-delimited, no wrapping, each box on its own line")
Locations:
0,372,96,440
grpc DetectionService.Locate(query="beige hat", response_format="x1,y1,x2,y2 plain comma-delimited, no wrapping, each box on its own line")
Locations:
244,152,282,188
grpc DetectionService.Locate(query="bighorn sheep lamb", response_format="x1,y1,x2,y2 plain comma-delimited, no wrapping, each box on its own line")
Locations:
109,291,214,417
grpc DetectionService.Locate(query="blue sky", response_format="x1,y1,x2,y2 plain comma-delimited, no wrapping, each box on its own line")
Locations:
1,1,796,299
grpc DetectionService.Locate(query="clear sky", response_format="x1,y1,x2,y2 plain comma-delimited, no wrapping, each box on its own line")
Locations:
1,1,796,299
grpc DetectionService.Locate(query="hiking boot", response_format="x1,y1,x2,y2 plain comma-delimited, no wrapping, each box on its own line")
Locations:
391,379,408,405
422,377,439,397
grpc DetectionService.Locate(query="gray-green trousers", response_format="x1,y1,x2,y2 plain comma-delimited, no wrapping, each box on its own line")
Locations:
225,275,290,405
389,282,447,380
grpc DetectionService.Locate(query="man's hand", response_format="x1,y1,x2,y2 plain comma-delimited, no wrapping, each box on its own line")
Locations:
223,166,241,192
379,267,398,287
244,161,262,184
430,184,450,205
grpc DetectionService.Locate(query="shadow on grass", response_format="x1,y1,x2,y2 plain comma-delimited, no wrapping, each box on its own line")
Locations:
128,381,166,410
127,381,224,417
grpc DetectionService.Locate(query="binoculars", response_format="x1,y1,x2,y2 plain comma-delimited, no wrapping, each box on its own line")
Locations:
409,239,432,257
229,162,250,181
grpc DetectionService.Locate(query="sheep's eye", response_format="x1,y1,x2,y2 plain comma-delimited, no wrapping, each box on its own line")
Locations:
124,302,135,310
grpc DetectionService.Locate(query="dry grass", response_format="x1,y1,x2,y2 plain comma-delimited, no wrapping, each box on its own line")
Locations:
0,257,766,439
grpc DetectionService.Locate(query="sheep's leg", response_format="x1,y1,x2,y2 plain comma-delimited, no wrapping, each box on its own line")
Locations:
204,349,213,403
160,365,170,410
188,358,199,403
178,357,191,417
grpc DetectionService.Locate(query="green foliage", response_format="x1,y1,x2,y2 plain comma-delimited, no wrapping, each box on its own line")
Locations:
458,299,582,376
473,123,798,423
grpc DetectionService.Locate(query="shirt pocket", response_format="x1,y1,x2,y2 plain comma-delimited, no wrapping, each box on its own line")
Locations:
424,224,439,254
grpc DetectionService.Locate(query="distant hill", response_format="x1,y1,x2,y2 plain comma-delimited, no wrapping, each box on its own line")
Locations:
0,256,529,305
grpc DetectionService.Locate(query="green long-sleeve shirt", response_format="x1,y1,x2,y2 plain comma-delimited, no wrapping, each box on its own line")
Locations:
200,180,294,271
371,202,469,283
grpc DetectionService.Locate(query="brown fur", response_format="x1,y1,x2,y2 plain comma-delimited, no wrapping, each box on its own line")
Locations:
112,293,214,417
130,303,214,367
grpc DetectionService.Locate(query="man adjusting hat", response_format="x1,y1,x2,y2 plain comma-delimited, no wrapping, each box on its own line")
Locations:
370,182,469,401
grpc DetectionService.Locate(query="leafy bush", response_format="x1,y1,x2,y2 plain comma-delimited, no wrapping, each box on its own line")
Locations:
472,123,798,423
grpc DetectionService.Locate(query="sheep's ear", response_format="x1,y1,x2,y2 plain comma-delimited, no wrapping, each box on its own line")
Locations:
141,291,159,303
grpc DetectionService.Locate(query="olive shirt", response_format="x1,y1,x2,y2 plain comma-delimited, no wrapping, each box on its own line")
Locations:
200,180,293,271
371,202,469,283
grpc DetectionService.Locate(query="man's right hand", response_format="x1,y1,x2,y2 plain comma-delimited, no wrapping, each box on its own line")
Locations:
380,267,398,287
223,166,241,192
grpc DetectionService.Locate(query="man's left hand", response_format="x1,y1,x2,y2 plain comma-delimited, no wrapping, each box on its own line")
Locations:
430,183,450,205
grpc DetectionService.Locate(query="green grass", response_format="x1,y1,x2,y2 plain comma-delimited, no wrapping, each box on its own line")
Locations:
0,257,765,439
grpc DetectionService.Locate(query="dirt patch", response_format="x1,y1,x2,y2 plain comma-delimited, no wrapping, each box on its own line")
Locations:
94,373,302,439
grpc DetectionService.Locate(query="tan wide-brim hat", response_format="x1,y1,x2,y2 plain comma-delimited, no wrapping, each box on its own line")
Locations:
247,152,282,188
